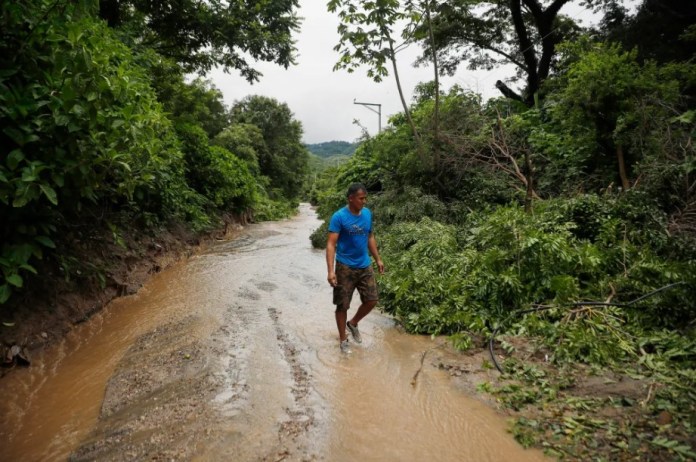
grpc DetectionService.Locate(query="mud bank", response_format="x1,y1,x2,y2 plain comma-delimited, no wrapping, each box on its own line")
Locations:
0,215,246,375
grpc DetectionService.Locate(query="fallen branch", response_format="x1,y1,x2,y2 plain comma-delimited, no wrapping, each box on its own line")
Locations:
411,349,429,387
488,282,688,373
641,382,657,408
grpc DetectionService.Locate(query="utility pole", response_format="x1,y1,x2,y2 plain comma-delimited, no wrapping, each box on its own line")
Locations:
353,99,381,134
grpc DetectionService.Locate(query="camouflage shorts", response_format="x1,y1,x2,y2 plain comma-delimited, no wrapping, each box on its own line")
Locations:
333,261,379,312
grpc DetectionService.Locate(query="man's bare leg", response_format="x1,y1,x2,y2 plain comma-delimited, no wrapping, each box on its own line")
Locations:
335,310,348,341
349,300,377,327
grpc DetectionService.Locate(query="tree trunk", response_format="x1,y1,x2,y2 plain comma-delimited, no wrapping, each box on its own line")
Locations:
522,0,570,92
509,0,539,105
495,80,524,103
425,0,443,174
616,144,630,190
425,1,440,141
389,41,421,145
524,148,534,213
98,0,122,27
495,0,571,104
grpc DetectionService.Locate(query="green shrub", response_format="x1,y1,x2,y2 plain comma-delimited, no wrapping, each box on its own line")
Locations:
0,3,206,303
252,196,298,222
369,187,449,226
315,190,346,222
175,123,257,213
378,203,694,339
310,221,329,249
206,146,256,211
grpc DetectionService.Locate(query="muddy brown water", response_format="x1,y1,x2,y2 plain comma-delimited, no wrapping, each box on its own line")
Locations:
1,204,546,461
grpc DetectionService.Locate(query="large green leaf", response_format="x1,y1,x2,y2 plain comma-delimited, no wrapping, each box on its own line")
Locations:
7,149,24,170
39,184,58,205
0,285,11,304
35,236,56,249
6,274,23,288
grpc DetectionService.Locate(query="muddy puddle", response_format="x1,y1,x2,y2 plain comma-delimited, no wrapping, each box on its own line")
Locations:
0,204,547,461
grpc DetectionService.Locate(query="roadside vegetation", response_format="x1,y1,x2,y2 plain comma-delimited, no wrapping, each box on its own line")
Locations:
311,0,695,459
1,1,308,309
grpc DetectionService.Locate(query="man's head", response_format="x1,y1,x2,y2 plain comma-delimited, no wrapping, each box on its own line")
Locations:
346,183,367,213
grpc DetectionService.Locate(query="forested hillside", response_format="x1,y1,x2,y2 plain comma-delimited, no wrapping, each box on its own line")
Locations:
312,0,696,459
1,1,308,311
305,141,358,158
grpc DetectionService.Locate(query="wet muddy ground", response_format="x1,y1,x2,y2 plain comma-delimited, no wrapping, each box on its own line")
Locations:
1,204,546,461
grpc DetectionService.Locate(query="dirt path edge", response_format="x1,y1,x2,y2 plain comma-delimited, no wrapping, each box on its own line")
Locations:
0,214,247,378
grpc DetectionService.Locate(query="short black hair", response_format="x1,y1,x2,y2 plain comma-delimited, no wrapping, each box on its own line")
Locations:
347,183,367,198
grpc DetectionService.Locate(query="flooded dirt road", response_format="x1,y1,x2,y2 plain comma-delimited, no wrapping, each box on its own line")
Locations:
1,204,546,461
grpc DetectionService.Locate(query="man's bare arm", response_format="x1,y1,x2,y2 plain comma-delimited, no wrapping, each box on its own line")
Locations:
368,233,385,274
326,232,339,286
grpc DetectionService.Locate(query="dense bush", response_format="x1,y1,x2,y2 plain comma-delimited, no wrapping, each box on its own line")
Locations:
212,124,264,176
379,207,599,333
369,187,450,226
252,197,299,222
377,199,694,337
0,4,206,302
175,123,256,212
205,146,256,211
309,220,330,249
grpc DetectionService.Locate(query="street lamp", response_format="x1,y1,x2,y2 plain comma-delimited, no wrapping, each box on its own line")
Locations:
353,99,381,134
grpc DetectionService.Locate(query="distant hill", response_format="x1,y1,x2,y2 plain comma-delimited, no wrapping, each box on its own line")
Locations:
307,152,350,173
305,141,359,158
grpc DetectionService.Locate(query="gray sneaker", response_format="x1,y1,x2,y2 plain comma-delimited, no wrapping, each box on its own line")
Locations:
347,322,362,343
340,339,351,354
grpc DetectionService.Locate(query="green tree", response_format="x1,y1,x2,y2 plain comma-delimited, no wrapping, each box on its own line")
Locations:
416,0,599,104
0,1,203,303
175,123,255,211
205,146,256,211
152,68,231,139
600,0,696,66
98,0,301,78
230,96,309,198
212,124,265,176
546,43,688,191
328,0,422,143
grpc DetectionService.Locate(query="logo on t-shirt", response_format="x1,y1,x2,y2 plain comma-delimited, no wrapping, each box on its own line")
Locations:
348,224,366,236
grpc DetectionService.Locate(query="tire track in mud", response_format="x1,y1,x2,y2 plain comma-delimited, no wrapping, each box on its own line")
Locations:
211,302,253,418
266,305,317,462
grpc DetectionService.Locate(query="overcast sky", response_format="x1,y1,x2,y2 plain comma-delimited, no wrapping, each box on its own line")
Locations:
207,1,604,144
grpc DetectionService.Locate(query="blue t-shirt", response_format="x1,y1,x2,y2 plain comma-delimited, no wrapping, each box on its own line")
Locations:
328,206,373,269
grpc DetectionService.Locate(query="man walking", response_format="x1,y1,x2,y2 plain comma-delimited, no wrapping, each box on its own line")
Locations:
326,183,385,353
